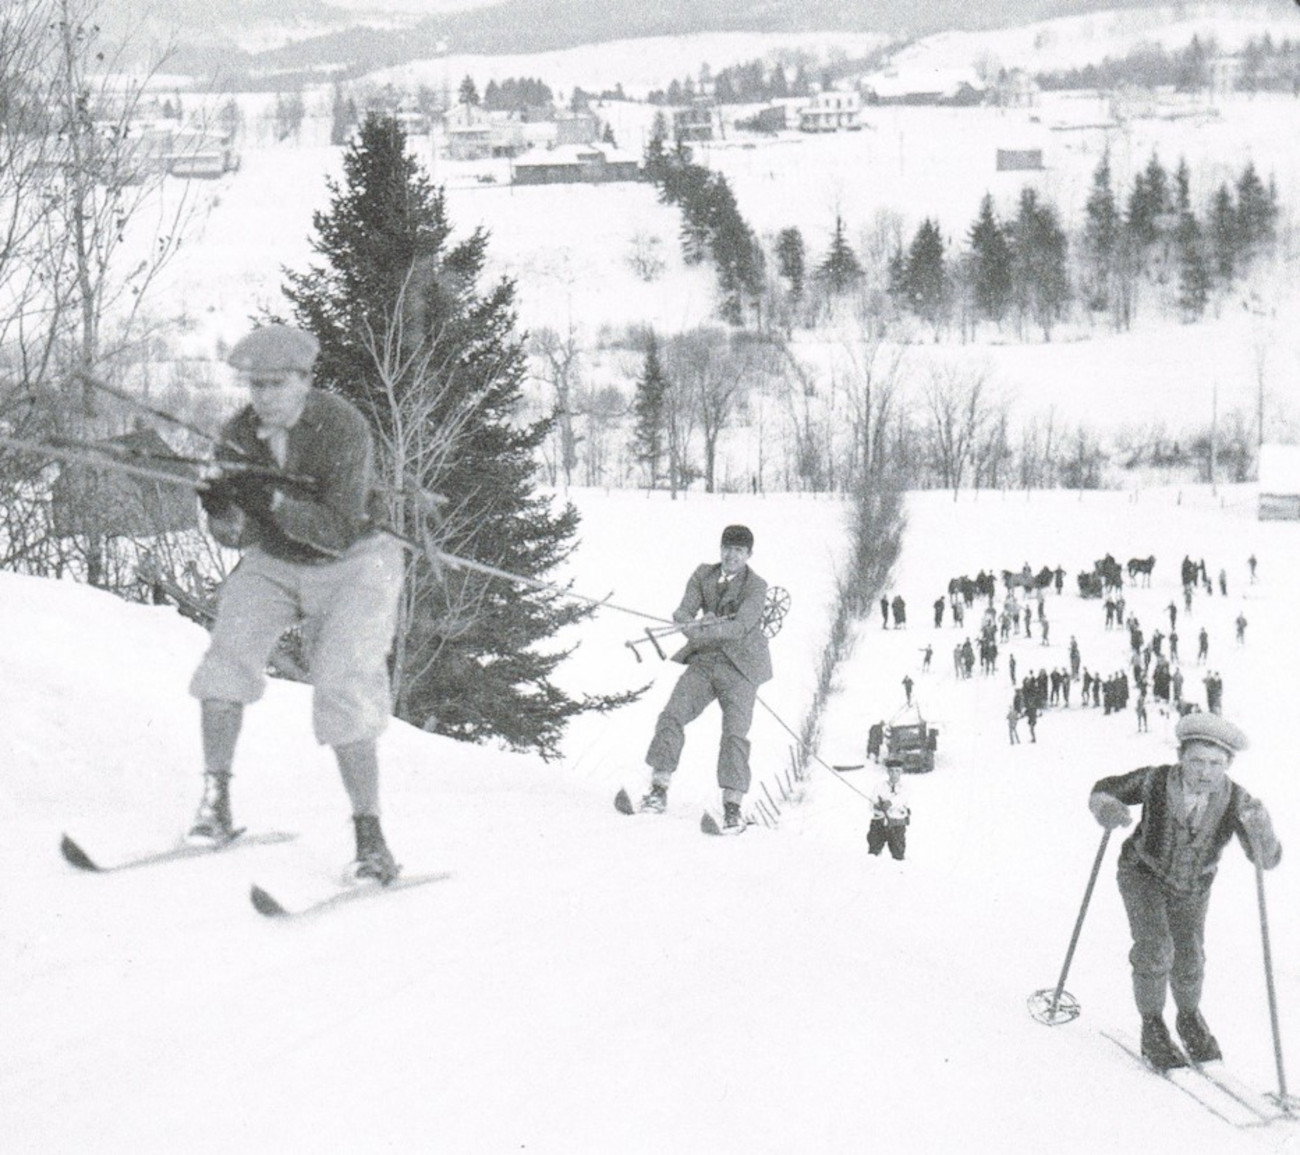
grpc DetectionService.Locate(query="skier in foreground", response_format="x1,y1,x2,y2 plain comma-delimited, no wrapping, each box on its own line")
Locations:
187,325,407,884
1088,711,1281,1069
633,525,771,832
867,757,910,860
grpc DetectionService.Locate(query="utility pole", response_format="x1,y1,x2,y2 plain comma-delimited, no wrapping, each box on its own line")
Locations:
1210,380,1218,497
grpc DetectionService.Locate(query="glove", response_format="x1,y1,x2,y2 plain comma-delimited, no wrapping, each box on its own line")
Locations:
1089,792,1131,830
1239,806,1281,869
197,467,274,520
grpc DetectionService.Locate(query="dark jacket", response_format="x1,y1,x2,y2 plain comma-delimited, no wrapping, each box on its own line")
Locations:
669,562,773,685
217,391,385,563
1093,764,1281,894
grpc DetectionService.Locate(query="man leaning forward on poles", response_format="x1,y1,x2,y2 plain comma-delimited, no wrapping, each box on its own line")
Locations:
1088,711,1281,1070
187,324,407,885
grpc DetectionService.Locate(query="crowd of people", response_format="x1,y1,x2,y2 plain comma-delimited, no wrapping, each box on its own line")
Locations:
873,547,1252,760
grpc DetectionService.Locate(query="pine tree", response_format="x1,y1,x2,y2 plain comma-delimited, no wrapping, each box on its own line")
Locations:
1208,183,1237,284
1082,154,1120,310
283,114,637,758
901,218,950,337
1127,152,1168,252
458,75,479,105
1010,187,1070,341
630,331,668,488
775,226,806,299
816,214,862,295
967,193,1012,326
329,83,354,146
1176,210,1210,321
643,112,671,183
1235,161,1277,257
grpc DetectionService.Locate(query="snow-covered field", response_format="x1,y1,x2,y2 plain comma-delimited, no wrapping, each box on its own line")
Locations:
5,482,1299,1153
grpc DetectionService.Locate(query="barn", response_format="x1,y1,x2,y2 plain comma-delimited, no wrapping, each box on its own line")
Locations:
51,426,197,538
1257,443,1300,520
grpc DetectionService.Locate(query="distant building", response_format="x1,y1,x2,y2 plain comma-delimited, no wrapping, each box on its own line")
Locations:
798,90,861,132
445,102,494,160
739,105,788,133
511,144,641,185
991,69,1040,109
865,68,986,107
1258,443,1300,520
996,148,1045,172
673,104,714,142
52,426,197,538
554,112,599,146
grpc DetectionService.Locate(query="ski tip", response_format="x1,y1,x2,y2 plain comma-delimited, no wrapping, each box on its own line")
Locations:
249,884,289,918
700,811,723,835
60,834,101,872
614,788,635,816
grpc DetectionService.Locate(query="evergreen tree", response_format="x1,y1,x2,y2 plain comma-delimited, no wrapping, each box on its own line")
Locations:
329,83,354,146
1010,187,1070,340
1127,152,1169,251
816,214,862,295
901,217,950,336
283,115,635,758
458,75,479,105
775,226,806,299
1208,183,1237,284
967,194,1013,326
1235,161,1277,256
644,112,671,183
1082,154,1120,310
1175,210,1210,320
1172,157,1192,217
630,331,668,488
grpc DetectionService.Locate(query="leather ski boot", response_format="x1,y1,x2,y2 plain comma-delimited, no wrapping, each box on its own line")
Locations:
1176,1009,1222,1063
639,783,668,813
187,771,236,844
722,801,746,833
351,814,401,885
1141,1014,1189,1071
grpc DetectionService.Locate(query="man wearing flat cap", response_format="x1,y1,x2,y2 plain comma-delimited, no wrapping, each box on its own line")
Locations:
1088,711,1281,1070
633,524,771,833
867,758,910,861
187,324,406,884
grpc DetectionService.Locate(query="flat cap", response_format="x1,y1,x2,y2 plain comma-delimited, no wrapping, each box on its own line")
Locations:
1175,711,1248,754
228,325,319,374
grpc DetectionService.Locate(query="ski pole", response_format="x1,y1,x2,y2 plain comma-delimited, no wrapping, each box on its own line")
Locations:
1256,863,1299,1115
1029,828,1112,1025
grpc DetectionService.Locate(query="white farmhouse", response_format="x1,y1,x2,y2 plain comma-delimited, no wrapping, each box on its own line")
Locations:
798,90,862,132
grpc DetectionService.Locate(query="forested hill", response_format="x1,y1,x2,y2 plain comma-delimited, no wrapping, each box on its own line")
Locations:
181,0,1156,72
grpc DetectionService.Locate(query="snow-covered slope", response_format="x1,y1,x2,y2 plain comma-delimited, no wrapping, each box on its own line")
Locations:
5,482,1298,1152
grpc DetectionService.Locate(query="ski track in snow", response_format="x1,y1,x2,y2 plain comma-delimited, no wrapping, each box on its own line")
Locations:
4,484,1299,1153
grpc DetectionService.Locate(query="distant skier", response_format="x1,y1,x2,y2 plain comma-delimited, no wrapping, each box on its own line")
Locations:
867,758,910,861
1235,612,1247,645
902,674,914,705
188,325,407,884
1087,713,1281,1070
634,524,771,833
891,594,907,628
1007,704,1021,745
867,720,885,763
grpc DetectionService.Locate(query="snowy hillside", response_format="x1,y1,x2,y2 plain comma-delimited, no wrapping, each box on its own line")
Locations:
5,482,1299,1153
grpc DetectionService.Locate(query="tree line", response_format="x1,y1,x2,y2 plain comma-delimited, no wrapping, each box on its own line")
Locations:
1037,33,1300,95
